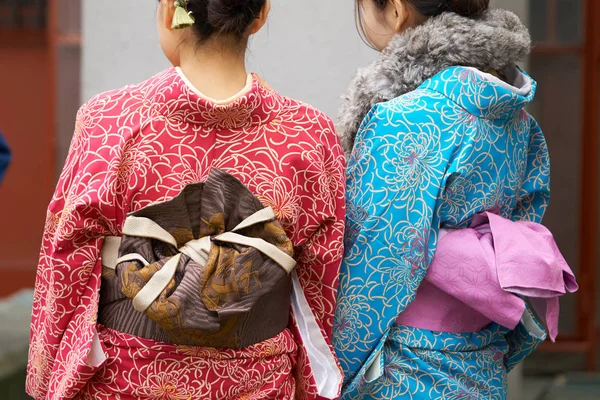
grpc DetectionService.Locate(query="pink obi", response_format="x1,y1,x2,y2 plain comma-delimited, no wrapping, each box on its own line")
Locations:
396,212,578,341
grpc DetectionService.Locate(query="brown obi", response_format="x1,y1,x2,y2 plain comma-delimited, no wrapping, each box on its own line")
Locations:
98,169,296,349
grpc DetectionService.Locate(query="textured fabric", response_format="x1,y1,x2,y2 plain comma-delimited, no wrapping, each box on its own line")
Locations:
76,326,297,400
0,131,10,183
333,64,552,397
336,9,531,156
99,168,296,349
353,323,511,400
27,68,346,400
397,212,578,337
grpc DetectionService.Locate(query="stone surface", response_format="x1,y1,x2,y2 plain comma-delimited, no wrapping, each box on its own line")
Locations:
541,373,600,400
0,289,34,399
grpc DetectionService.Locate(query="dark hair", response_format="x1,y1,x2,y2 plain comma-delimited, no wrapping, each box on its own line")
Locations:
186,0,267,43
356,0,489,47
365,0,490,17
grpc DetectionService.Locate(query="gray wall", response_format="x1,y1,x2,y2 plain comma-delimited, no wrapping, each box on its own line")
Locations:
491,0,528,24
82,1,530,118
82,1,533,118
82,0,376,119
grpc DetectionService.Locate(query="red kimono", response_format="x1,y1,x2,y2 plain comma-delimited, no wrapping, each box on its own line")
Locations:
26,68,346,400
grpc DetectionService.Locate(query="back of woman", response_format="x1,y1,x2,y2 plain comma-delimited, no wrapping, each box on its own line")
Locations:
26,1,345,399
333,1,576,399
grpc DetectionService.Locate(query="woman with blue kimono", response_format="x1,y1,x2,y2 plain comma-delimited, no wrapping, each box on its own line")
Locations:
333,0,577,399
0,131,10,184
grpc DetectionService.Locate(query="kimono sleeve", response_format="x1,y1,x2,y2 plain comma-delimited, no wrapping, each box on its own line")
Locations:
512,118,551,223
26,102,118,399
504,118,552,370
332,101,462,387
291,123,346,400
295,126,347,338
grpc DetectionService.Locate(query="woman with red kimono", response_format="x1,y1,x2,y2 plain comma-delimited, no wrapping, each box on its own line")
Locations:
26,1,345,399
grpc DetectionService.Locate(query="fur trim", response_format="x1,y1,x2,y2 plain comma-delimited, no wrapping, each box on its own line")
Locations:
337,9,531,156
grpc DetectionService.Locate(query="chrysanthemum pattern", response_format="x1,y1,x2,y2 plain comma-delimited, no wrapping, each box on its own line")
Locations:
333,67,551,398
27,67,346,400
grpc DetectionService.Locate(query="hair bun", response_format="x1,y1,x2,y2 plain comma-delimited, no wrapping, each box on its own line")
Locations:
449,0,490,17
206,0,264,36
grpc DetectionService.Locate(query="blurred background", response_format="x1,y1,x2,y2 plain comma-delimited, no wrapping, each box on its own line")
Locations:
0,0,598,399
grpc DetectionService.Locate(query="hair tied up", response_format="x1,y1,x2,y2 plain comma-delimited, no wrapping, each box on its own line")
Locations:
186,0,266,42
447,0,490,18
362,0,490,18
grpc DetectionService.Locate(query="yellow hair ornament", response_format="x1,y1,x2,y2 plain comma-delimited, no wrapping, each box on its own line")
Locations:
172,0,195,30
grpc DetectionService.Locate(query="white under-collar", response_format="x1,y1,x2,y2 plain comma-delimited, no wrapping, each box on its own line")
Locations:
175,66,253,105
464,65,532,96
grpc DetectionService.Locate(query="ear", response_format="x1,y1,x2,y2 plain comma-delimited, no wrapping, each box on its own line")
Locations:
391,0,411,33
249,0,271,35
162,0,177,31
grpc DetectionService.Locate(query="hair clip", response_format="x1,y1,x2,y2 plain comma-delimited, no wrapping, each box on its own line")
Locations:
172,0,195,30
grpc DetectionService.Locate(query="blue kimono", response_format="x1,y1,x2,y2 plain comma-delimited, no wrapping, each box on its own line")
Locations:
0,132,10,184
333,66,550,399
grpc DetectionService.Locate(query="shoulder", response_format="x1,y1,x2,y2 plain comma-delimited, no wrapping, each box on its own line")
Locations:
280,96,337,133
77,69,175,125
73,70,171,147
278,95,343,155
381,87,455,118
68,72,169,170
78,72,161,118
358,88,458,141
348,88,465,173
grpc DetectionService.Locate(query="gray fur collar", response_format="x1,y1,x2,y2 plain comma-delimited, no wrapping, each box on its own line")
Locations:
338,9,531,156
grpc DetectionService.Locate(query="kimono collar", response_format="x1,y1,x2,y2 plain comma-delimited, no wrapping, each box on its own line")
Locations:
145,67,279,130
419,65,536,120
337,9,532,156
